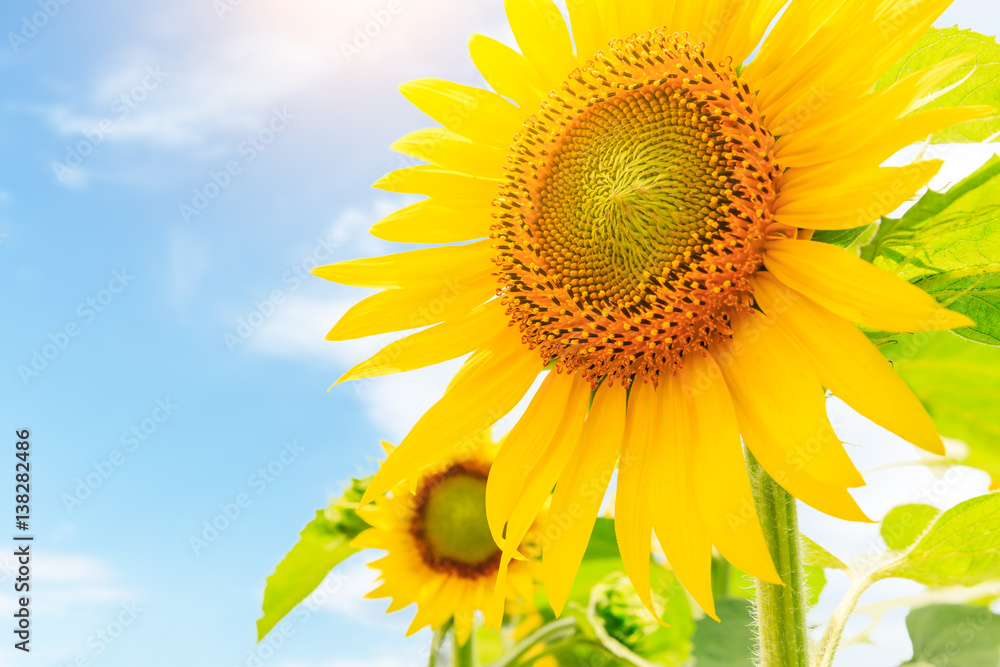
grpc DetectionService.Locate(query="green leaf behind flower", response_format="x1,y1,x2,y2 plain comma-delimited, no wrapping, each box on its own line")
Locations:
880,331,1000,481
901,604,1000,667
875,27,1000,143
550,518,695,665
863,155,1000,346
881,504,942,550
256,477,370,640
691,598,755,667
884,493,1000,587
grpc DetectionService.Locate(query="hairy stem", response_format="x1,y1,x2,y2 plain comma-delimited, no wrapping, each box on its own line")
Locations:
748,451,810,667
815,573,879,667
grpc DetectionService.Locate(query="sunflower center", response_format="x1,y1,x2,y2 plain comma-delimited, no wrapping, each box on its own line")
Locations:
494,29,782,385
411,465,501,577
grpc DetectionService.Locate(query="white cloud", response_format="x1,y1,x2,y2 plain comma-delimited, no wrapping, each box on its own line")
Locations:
246,290,463,439
34,553,135,617
0,552,134,626
38,0,509,175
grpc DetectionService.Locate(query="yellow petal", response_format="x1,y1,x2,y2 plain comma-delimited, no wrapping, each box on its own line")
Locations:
374,165,500,200
775,161,942,230
567,0,606,63
750,0,954,134
614,379,659,615
486,370,579,546
652,373,717,620
543,381,627,616
369,198,493,244
496,376,592,551
336,300,508,384
614,0,654,41
775,105,995,198
310,240,496,287
714,0,787,65
312,240,493,289
361,331,542,505
468,33,548,110
324,273,494,341
775,55,970,168
399,78,524,148
390,127,506,179
763,239,975,333
743,0,842,88
453,604,475,646
714,348,870,522
716,309,864,489
682,353,781,584
752,273,945,455
504,0,577,89
487,373,591,629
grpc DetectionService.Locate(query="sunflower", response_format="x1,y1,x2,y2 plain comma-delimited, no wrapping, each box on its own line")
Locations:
352,435,540,644
320,0,984,624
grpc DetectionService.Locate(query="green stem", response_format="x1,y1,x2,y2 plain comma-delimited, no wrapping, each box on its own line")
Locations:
814,572,879,667
453,624,474,667
429,621,450,667
489,617,578,667
748,451,810,667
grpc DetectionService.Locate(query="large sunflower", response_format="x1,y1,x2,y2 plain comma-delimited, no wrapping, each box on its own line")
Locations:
353,435,540,644
320,0,983,623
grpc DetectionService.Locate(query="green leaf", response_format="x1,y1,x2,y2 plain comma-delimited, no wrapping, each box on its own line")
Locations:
256,477,370,640
802,536,847,570
875,28,1000,143
884,493,1000,587
812,224,875,250
880,331,1000,481
901,604,1000,667
691,598,755,667
803,565,826,608
862,155,1000,346
473,622,507,664
644,568,696,665
881,504,942,550
800,537,846,607
547,518,694,665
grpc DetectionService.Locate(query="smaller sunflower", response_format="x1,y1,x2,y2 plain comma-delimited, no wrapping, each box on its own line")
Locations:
353,434,541,645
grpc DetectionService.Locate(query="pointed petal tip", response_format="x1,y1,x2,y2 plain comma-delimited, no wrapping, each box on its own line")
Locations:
908,428,947,456
358,488,376,508
943,310,975,330
325,327,348,342
746,557,784,587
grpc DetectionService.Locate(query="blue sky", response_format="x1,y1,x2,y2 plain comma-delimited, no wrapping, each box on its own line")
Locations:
1,1,999,666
